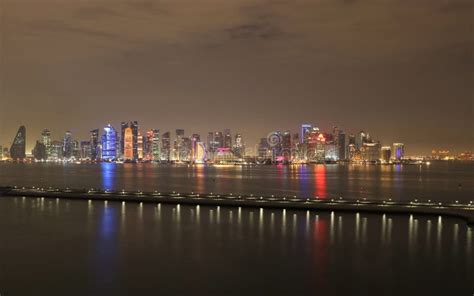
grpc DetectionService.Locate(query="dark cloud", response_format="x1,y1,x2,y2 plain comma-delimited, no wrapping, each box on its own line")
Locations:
226,22,284,40
0,0,472,154
73,6,121,20
26,19,121,40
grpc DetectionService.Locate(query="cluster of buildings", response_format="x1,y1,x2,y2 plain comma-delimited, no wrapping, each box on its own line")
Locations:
1,124,246,164
6,122,472,164
256,124,405,164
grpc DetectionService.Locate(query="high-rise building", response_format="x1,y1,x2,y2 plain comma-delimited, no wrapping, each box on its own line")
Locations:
90,129,100,161
41,129,52,159
10,126,26,160
121,121,139,160
381,146,391,163
361,142,381,162
195,142,207,163
393,143,405,161
232,133,244,158
80,141,91,160
123,128,134,161
214,131,223,148
224,129,232,148
151,129,161,161
281,130,291,161
63,131,74,159
191,133,200,161
337,130,346,160
0,145,3,160
161,132,171,162
174,129,185,161
32,141,47,160
257,138,271,160
355,130,366,149
137,131,144,160
50,141,63,160
301,124,312,144
101,124,117,161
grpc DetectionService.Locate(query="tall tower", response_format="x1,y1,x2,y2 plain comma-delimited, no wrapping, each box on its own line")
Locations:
41,129,52,159
10,126,26,160
151,129,161,161
90,129,100,161
161,131,171,161
301,124,312,144
63,131,73,159
175,129,185,161
123,127,134,161
224,129,232,148
101,124,117,161
392,143,405,161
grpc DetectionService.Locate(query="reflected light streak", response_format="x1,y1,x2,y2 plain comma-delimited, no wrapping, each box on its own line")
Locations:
314,165,327,199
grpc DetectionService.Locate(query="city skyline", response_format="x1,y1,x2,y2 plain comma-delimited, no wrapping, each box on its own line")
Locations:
0,120,472,157
1,0,472,155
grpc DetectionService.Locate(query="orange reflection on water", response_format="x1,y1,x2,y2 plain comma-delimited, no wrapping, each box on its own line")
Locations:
194,165,205,194
314,165,327,198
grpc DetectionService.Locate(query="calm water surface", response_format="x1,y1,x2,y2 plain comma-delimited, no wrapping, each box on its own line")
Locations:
0,197,472,295
0,161,472,202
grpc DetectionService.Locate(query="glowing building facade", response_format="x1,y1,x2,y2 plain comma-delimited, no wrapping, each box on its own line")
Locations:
393,143,405,161
124,127,134,161
101,124,117,161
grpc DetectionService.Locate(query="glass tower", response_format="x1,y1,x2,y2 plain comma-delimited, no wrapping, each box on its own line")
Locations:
10,126,26,160
101,124,117,161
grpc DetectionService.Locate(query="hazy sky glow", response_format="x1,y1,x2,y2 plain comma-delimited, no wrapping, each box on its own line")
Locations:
0,0,472,154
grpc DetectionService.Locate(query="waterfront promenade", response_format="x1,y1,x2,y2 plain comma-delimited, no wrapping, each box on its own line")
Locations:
2,186,473,226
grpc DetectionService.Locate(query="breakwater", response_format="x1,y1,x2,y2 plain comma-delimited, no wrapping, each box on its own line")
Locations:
2,186,473,226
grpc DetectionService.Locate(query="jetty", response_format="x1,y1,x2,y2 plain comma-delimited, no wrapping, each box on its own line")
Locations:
1,186,473,226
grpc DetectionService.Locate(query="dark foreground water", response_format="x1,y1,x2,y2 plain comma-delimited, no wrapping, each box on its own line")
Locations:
0,161,473,202
0,197,472,295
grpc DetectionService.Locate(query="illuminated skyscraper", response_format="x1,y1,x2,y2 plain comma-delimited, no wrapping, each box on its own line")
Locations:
337,130,346,160
41,129,52,159
195,142,207,163
123,128,134,161
161,132,171,161
361,142,381,162
191,133,200,161
301,124,312,144
151,129,161,161
121,121,139,160
175,129,185,161
281,130,291,161
80,141,91,160
232,133,244,158
381,146,391,163
393,143,405,161
355,130,366,149
224,129,232,148
137,131,144,160
32,141,47,160
10,126,26,160
63,131,74,159
101,124,117,161
49,141,62,160
214,131,223,148
90,129,100,161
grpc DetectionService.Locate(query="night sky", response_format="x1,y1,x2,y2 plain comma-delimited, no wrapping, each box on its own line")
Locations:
0,0,472,154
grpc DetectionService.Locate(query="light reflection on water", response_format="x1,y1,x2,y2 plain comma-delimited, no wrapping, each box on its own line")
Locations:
1,196,473,294
2,161,473,203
